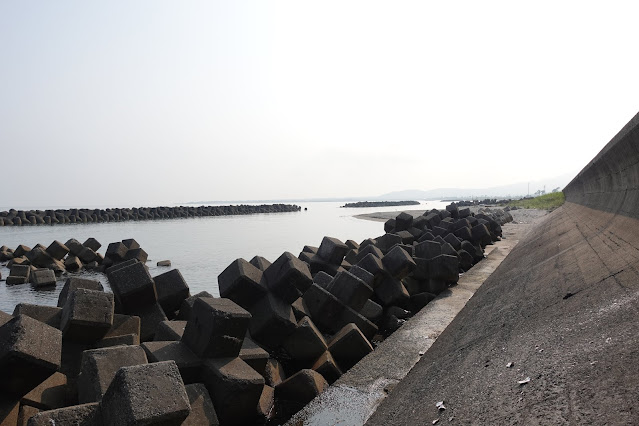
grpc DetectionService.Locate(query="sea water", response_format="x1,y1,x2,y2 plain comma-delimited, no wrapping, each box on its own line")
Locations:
0,200,450,313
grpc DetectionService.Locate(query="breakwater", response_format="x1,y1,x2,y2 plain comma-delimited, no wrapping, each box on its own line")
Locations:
0,202,513,425
0,204,301,226
341,201,419,208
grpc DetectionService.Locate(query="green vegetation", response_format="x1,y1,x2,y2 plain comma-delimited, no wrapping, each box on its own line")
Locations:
508,192,565,210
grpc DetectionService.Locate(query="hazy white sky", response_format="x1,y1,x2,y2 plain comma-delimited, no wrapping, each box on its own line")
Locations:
2,1,639,207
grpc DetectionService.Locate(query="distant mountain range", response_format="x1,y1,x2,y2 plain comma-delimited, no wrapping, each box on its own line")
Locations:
186,173,575,204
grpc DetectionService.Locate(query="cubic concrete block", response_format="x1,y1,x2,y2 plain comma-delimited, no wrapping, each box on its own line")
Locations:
176,291,214,321
127,303,167,342
0,315,62,397
291,297,310,321
183,383,219,426
317,237,349,264
275,369,328,411
360,299,383,322
77,247,98,264
313,271,333,288
410,292,437,311
415,240,442,259
375,233,402,253
57,278,104,308
384,218,396,233
302,284,347,333
6,275,29,285
458,249,474,271
326,271,373,311
239,335,269,376
27,248,54,268
154,269,191,314
103,314,141,341
45,241,69,261
248,293,297,350
125,248,148,264
454,226,473,242
312,351,343,384
0,311,12,328
105,242,127,262
93,333,139,348
29,269,56,287
10,264,31,281
375,275,410,308
121,239,140,250
345,264,374,287
21,372,67,410
63,255,83,272
13,304,62,329
471,223,492,247
77,345,149,403
249,255,271,271
461,240,484,262
83,238,101,252
182,297,250,358
339,304,379,340
344,248,359,265
328,323,373,371
382,245,416,279
263,358,286,387
256,385,275,424
264,252,313,304
355,244,384,263
27,403,101,426
395,230,416,245
107,261,157,311
105,258,138,275
282,316,328,365
18,404,39,426
157,260,171,267
100,361,190,426
61,289,114,343
64,239,85,257
217,259,266,310
13,245,31,258
202,357,264,426
142,341,201,384
154,320,186,341
428,254,460,283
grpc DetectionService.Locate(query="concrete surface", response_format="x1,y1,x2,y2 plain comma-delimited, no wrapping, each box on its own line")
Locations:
366,111,639,425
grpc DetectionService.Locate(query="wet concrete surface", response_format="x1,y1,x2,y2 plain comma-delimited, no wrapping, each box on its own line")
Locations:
287,210,547,425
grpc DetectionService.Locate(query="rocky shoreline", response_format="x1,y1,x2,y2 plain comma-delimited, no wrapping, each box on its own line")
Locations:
0,203,513,425
0,204,301,227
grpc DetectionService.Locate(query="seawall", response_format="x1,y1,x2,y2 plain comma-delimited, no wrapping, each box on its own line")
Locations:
366,111,639,424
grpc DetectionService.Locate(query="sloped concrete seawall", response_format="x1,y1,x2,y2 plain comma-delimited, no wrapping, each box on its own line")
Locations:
366,112,639,425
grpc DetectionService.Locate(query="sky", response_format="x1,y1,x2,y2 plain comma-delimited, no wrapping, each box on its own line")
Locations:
2,1,639,208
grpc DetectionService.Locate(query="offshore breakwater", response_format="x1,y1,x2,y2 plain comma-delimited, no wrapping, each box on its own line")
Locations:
0,204,301,226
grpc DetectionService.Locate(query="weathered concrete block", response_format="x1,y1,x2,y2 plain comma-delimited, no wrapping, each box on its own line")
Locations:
0,399,19,426
444,233,462,251
410,291,437,311
355,253,385,283
63,255,83,272
248,293,297,350
423,212,441,229
326,271,373,311
183,383,219,426
375,274,410,308
157,260,171,267
57,278,104,308
249,256,271,271
461,240,484,262
275,369,328,414
6,275,29,285
124,248,148,264
264,252,313,304
239,335,269,376
382,245,416,279
176,291,214,321
428,254,460,283
355,244,384,263
317,237,349,265
121,239,140,250
345,240,360,250
182,297,250,358
0,311,12,328
263,358,286,387
103,313,141,341
61,289,114,343
0,315,62,397
202,357,264,426
312,351,342,384
77,247,98,264
375,233,402,253
256,384,275,424
458,249,474,271
282,316,328,365
218,259,266,310
29,269,56,287
339,304,379,340
107,261,157,311
471,223,492,247
100,361,190,426
27,403,101,426
105,242,127,262
13,304,62,328
45,241,69,261
21,372,68,410
360,299,383,322
142,341,201,384
127,303,168,342
18,404,39,426
155,320,186,341
414,240,441,260
291,297,310,321
384,218,396,233
154,269,190,315
13,245,31,258
83,238,101,252
93,333,139,348
64,239,85,257
313,271,333,288
10,264,30,280
328,323,373,371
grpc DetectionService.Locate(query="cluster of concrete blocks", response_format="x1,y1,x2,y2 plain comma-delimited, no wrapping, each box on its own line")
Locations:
0,204,301,227
0,204,513,425
0,238,153,286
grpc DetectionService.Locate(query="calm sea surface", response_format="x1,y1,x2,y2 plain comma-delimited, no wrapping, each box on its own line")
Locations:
0,201,450,313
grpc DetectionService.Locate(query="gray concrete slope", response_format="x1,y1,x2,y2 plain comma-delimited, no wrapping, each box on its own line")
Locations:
367,112,639,425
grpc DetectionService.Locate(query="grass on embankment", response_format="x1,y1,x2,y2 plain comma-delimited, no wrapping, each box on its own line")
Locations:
508,192,565,210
